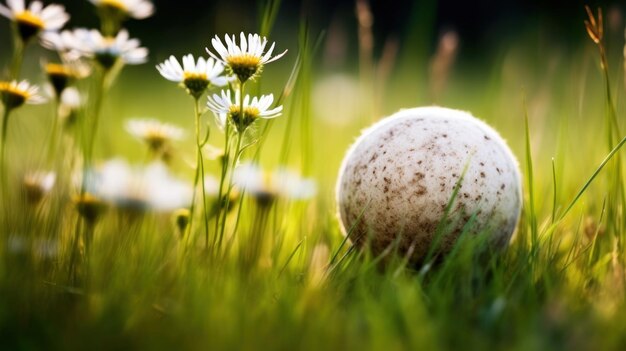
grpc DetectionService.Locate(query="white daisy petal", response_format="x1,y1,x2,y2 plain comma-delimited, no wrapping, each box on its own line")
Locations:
206,32,287,82
0,79,47,108
89,0,154,20
1,0,69,36
0,3,13,18
7,0,24,12
156,54,227,97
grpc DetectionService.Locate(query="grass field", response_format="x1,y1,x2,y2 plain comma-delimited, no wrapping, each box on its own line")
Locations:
1,1,626,350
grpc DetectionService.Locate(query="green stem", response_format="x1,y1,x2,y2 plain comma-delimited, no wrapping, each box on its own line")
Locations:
9,35,24,80
80,70,107,195
212,126,229,250
46,99,61,166
0,107,11,223
186,98,211,249
186,147,201,243
218,130,243,249
67,215,83,284
216,83,245,250
1,108,11,188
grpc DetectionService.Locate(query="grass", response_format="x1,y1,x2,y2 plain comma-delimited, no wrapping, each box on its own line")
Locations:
1,1,626,350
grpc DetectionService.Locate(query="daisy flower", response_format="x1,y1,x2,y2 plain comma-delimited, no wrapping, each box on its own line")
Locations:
89,0,154,21
43,61,90,96
206,90,282,133
83,159,193,212
172,208,190,235
0,0,69,42
233,162,317,207
207,32,287,83
204,174,239,216
58,87,81,125
156,54,229,98
33,238,59,258
125,118,184,153
70,28,148,69
73,192,107,224
40,30,85,60
22,171,55,204
0,80,46,110
44,62,73,95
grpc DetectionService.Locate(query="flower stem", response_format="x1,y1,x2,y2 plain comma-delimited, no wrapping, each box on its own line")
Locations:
9,34,24,79
213,127,230,250
80,70,107,195
46,98,61,166
67,215,83,285
0,107,11,219
186,97,211,249
218,132,243,250
215,83,245,251
0,107,10,168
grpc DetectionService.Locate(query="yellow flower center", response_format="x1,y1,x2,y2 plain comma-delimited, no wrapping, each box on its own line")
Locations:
227,54,261,68
142,129,169,150
73,193,107,223
102,37,117,46
15,11,44,29
99,0,128,12
183,72,208,81
45,63,72,76
182,72,209,98
0,81,32,109
228,105,261,132
45,64,75,96
227,54,262,83
229,105,260,119
0,82,30,100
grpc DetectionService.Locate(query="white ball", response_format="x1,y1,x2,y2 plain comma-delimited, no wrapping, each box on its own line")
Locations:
336,106,522,264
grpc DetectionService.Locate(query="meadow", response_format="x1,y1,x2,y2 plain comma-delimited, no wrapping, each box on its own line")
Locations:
0,0,626,350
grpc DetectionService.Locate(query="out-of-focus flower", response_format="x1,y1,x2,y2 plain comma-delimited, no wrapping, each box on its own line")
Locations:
207,90,282,133
84,159,193,212
33,238,59,258
43,61,90,96
89,0,154,20
172,208,190,236
313,74,361,127
156,54,229,98
204,174,239,216
7,235,28,253
44,62,73,96
125,118,184,154
0,0,69,42
58,86,81,126
204,175,220,196
40,30,85,61
56,28,148,70
22,171,55,204
233,161,316,206
207,32,287,83
0,80,46,110
203,144,225,161
273,168,317,200
73,192,107,224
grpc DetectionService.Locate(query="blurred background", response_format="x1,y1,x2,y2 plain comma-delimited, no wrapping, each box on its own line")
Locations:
0,0,624,210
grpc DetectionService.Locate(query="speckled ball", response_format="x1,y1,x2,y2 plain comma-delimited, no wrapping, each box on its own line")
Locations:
336,107,522,264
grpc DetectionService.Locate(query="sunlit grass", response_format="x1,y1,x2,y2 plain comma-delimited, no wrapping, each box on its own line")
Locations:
0,1,626,350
